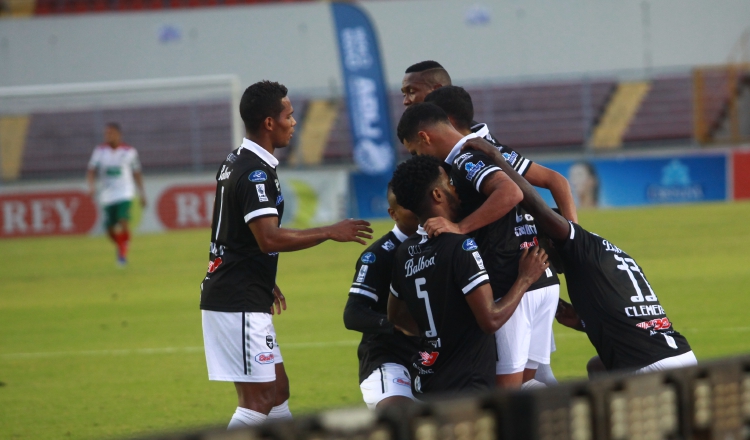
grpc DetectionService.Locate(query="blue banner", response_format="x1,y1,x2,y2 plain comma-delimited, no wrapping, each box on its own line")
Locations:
535,152,727,208
331,2,395,176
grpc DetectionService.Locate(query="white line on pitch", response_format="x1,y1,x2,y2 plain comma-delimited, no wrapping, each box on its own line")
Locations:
0,340,360,360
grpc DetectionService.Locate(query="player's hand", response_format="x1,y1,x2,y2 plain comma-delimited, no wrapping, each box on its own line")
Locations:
271,284,287,315
394,323,418,337
517,246,549,285
423,216,461,237
461,137,499,157
328,219,373,245
555,299,582,330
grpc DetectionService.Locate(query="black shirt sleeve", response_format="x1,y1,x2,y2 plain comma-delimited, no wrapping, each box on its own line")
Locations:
452,149,504,194
494,143,533,177
236,169,280,223
343,294,395,334
451,237,491,295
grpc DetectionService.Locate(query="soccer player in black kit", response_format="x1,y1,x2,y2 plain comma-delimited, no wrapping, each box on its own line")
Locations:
387,155,550,396
396,102,568,389
462,137,697,374
343,184,421,409
200,81,373,429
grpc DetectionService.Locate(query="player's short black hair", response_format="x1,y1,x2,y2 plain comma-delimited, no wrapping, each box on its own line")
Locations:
424,86,474,131
239,80,288,135
106,122,121,132
397,103,450,143
390,155,443,217
405,60,444,73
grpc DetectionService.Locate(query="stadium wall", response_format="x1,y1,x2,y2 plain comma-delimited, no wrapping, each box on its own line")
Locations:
0,167,348,238
1,0,750,91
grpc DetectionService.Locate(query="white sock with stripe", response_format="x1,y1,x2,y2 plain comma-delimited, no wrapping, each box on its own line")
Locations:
521,378,547,390
228,407,267,429
268,400,292,420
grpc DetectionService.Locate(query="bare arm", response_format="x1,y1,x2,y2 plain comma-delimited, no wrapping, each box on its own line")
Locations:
133,171,147,207
523,163,578,223
248,216,373,254
423,170,522,237
462,138,570,241
387,293,419,337
86,169,96,197
555,298,585,332
465,247,549,334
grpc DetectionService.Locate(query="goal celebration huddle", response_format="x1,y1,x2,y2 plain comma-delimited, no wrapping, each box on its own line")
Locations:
200,61,696,429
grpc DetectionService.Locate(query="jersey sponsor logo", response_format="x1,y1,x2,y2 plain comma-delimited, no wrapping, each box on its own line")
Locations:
472,251,485,270
519,237,539,250
276,194,284,206
514,224,538,237
254,352,275,364
393,377,411,387
602,239,623,253
502,151,518,166
105,166,122,177
361,252,376,264
419,351,439,366
408,245,423,256
256,184,268,202
266,335,274,349
226,153,237,163
381,240,396,252
464,161,486,180
414,376,422,393
405,255,436,277
157,184,215,229
275,179,281,193
625,304,666,318
356,265,369,283
0,190,97,238
636,317,671,331
218,165,232,181
207,257,223,273
249,170,267,182
462,238,478,251
454,152,473,168
514,210,534,223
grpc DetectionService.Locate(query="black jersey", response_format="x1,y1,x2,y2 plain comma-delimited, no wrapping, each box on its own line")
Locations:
200,139,285,313
348,226,421,383
445,133,559,299
390,228,495,395
558,222,691,370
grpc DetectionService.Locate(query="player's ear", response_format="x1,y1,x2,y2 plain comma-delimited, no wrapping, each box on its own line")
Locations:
387,207,397,222
262,116,274,132
418,130,430,146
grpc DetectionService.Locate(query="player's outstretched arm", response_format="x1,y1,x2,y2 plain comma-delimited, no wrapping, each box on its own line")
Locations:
249,217,373,254
344,295,395,335
85,169,96,197
466,247,550,334
423,169,522,237
387,293,419,337
523,164,577,223
462,138,570,241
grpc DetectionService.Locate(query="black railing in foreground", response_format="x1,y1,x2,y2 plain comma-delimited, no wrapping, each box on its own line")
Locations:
136,354,750,440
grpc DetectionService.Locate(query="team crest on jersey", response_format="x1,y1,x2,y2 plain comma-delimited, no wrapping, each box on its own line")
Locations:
256,184,268,202
462,238,478,251
414,376,422,393
381,240,396,252
266,335,274,349
249,170,267,182
361,252,376,264
465,161,486,180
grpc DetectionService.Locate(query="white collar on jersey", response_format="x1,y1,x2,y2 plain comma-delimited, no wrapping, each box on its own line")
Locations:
239,138,279,168
416,225,429,244
444,132,480,166
472,123,490,139
391,224,409,243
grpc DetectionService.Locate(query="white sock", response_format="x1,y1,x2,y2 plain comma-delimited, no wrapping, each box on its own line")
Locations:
228,407,267,429
268,400,293,420
521,378,547,390
534,363,558,386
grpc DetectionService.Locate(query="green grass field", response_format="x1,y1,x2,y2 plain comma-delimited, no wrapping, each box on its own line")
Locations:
2,201,750,439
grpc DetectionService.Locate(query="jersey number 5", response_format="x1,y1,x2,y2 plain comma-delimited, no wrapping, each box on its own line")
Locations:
415,278,437,337
614,255,657,303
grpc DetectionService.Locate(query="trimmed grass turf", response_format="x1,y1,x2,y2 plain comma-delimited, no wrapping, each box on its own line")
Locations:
1,201,750,439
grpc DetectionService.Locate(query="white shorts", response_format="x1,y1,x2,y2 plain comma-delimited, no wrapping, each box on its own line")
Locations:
495,284,559,374
202,310,283,383
360,363,415,410
636,351,697,374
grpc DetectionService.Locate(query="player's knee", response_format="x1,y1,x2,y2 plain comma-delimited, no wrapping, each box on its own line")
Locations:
274,365,290,403
586,356,607,379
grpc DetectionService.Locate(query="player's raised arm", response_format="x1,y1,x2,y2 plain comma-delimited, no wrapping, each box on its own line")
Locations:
465,247,550,334
249,217,372,254
386,288,419,337
462,137,570,241
522,164,577,223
